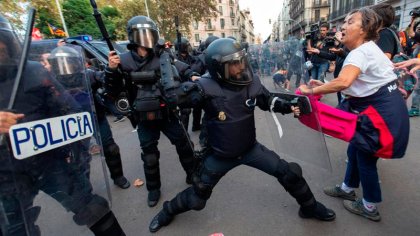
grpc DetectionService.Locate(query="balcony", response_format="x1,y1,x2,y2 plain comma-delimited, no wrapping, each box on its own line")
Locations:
313,0,330,8
205,25,216,31
329,0,374,21
230,12,235,18
229,0,234,6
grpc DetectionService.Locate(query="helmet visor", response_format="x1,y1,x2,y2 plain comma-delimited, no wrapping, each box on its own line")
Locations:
49,53,80,75
222,49,253,85
131,24,159,49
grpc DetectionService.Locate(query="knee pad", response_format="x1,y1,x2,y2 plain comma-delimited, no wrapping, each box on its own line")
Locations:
73,194,110,227
104,143,119,157
141,152,160,166
188,188,207,211
278,162,303,188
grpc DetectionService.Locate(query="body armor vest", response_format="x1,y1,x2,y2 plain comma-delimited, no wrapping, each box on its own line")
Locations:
197,75,262,158
120,52,164,121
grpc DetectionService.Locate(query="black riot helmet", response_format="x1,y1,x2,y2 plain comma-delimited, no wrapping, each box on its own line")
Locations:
0,14,21,66
205,38,253,86
0,14,21,82
204,35,219,49
127,16,159,49
175,37,192,54
48,46,84,88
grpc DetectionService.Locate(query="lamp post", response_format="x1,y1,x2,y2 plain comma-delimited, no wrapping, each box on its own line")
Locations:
144,0,150,18
55,0,69,36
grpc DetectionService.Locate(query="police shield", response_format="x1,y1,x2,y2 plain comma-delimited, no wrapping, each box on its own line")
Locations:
254,40,331,171
0,13,113,235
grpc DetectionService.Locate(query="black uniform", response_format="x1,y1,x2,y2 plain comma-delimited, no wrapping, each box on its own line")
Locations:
48,46,130,189
0,15,125,236
104,15,196,207
175,37,206,132
149,38,336,233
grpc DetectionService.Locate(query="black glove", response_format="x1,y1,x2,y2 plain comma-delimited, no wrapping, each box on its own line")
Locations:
271,97,293,114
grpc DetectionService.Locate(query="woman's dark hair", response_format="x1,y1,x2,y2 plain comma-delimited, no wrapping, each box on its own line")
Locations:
370,3,395,28
348,7,381,41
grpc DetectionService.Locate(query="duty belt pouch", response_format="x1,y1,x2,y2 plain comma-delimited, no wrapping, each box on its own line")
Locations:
134,85,163,121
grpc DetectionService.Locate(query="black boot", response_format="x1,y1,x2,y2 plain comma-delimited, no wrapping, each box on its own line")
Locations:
104,144,130,189
89,211,126,236
278,162,335,221
149,208,174,233
113,176,130,189
142,152,161,207
148,189,161,207
299,201,336,221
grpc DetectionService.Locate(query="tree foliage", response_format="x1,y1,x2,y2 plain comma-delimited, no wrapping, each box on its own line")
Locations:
62,0,117,39
2,0,218,41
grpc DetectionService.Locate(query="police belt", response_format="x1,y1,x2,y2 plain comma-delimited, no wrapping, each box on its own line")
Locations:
130,71,157,84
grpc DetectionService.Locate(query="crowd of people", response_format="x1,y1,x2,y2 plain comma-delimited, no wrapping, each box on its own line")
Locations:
0,2,420,235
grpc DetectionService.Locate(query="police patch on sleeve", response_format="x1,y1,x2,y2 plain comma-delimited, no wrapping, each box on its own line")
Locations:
9,112,94,160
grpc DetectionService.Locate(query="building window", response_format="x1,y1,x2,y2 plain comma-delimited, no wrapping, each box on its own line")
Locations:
219,6,223,15
231,18,235,26
208,33,213,37
207,19,212,29
315,9,320,21
193,20,198,30
219,0,222,3
195,34,200,42
221,32,225,38
220,18,225,29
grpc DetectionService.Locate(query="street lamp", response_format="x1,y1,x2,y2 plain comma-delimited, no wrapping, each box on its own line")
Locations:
144,0,150,18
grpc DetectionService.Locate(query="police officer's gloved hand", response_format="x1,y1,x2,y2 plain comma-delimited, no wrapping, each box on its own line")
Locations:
271,97,293,114
164,88,178,110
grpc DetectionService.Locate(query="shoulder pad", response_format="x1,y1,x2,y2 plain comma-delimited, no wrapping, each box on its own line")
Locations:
196,74,223,98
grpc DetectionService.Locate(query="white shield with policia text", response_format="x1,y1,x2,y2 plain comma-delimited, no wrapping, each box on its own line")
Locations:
0,9,112,236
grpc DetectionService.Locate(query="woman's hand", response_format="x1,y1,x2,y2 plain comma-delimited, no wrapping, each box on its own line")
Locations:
394,58,420,74
298,85,313,95
309,79,325,87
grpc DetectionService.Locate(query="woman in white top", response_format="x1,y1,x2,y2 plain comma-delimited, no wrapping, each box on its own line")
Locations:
299,7,409,222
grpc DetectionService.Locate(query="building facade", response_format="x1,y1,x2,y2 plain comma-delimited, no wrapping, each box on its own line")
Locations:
186,0,254,47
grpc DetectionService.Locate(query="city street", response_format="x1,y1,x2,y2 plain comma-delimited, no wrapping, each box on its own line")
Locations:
35,73,420,236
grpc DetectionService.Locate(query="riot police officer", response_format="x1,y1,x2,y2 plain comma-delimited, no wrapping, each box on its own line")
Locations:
149,38,336,232
48,46,130,189
175,37,206,131
105,16,196,207
0,15,125,236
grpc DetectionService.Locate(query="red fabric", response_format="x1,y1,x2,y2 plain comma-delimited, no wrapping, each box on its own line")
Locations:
360,106,394,158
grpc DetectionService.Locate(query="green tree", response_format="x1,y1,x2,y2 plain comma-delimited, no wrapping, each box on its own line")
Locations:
0,1,27,32
109,0,217,41
62,0,118,39
31,0,62,38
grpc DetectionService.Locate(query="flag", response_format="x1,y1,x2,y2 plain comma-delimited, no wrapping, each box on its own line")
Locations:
47,22,66,37
32,27,42,40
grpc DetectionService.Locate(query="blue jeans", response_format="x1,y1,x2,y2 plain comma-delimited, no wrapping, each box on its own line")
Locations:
344,144,381,203
310,62,329,82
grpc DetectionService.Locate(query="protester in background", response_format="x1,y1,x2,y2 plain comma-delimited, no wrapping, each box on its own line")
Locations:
299,7,409,222
370,3,399,59
307,31,350,104
395,58,420,116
